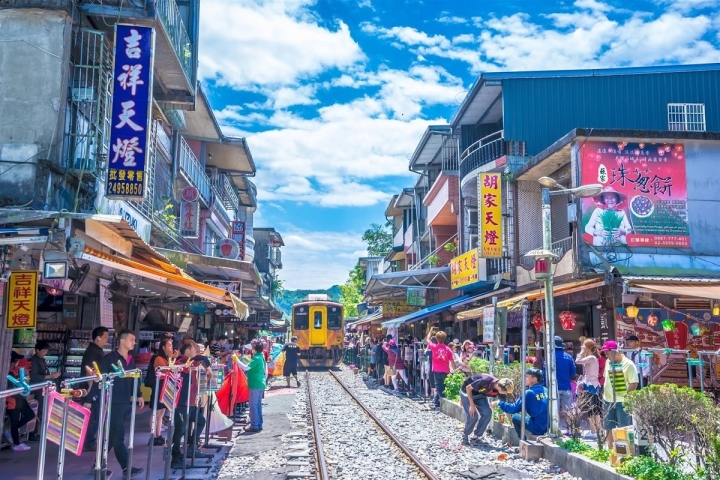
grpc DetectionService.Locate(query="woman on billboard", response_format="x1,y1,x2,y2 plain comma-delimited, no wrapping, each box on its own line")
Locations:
584,187,633,246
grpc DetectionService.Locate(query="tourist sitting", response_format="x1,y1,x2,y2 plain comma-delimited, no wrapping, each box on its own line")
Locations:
491,368,548,438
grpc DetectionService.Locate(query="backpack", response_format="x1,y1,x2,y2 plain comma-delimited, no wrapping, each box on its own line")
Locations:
145,354,159,388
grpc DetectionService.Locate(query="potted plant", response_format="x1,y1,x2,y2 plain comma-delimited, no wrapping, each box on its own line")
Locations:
428,254,442,267
444,242,457,254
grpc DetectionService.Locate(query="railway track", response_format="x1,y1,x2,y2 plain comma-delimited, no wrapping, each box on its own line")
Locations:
304,370,439,480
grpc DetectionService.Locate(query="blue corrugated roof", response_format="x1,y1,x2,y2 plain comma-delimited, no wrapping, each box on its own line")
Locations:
481,63,720,80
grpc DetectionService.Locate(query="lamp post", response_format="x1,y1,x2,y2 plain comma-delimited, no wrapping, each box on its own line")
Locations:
524,176,602,436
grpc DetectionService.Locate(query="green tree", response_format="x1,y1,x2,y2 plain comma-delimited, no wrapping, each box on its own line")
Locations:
362,220,393,257
339,264,364,317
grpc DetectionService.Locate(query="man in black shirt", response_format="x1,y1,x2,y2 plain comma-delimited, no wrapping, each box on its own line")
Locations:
97,329,144,478
80,327,108,451
283,336,301,388
460,373,514,446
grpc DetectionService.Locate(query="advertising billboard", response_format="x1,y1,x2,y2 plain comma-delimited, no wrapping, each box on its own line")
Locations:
480,173,503,258
580,141,690,248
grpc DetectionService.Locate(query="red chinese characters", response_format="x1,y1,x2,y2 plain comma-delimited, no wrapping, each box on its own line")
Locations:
6,271,38,329
480,173,503,258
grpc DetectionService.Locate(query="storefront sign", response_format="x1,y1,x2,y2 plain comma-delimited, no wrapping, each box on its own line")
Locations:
181,186,199,203
479,173,503,258
450,249,482,289
580,141,690,248
382,300,416,319
407,287,426,306
482,306,495,344
98,279,114,329
179,201,200,238
217,238,240,259
231,221,246,260
105,25,155,200
97,199,152,243
5,271,39,329
205,281,240,294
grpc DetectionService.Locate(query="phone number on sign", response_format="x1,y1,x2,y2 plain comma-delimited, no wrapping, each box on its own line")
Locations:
107,181,144,196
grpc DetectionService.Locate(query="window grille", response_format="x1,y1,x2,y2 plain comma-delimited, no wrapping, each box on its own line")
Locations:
668,103,706,132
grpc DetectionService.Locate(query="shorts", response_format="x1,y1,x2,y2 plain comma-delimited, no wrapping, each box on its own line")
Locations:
603,401,631,431
558,390,573,413
283,362,297,377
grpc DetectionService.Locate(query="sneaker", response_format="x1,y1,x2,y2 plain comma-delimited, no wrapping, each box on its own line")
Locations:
461,436,470,446
3,430,13,444
12,443,31,452
469,436,489,446
83,442,97,452
27,434,40,442
153,436,166,446
123,467,144,478
187,449,212,459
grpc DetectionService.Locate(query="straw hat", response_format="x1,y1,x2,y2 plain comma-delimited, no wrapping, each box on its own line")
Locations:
592,187,627,209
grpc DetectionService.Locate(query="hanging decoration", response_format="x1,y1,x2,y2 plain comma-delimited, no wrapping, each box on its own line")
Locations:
559,311,578,331
691,324,703,336
662,319,676,332
532,313,544,331
647,313,658,327
625,305,639,318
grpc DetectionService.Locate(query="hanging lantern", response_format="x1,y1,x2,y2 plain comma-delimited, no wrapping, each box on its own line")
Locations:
691,324,703,336
662,319,676,332
532,314,544,331
713,302,720,317
626,305,639,318
559,311,578,331
647,313,658,327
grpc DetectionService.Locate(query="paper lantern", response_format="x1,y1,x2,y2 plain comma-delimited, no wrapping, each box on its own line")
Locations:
626,305,639,318
559,311,578,331
532,314,544,331
713,303,720,317
647,313,658,327
662,319,675,332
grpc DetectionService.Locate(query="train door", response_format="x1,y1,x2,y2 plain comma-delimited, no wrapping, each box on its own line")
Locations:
309,306,326,345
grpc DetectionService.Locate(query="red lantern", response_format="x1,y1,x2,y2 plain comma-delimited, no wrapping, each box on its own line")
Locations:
559,311,578,331
532,314,544,331
647,313,658,327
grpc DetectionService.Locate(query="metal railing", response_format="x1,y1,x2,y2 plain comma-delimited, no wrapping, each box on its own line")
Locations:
154,0,194,83
211,174,240,211
409,233,457,270
179,138,211,206
487,256,513,276
519,236,574,269
459,130,505,178
441,135,458,172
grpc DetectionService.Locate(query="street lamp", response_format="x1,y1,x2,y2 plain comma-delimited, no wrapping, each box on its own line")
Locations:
525,176,602,436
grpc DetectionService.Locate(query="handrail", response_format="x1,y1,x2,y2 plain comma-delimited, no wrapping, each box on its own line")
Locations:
154,0,194,83
409,233,458,270
179,138,211,205
460,130,504,161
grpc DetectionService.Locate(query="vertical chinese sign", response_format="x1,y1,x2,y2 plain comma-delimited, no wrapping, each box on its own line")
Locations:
5,271,39,329
479,173,503,258
106,25,155,200
180,186,200,238
231,221,246,260
580,141,690,248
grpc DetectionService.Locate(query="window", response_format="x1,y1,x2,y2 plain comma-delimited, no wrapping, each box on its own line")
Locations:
314,311,323,329
668,103,706,132
327,306,342,330
293,306,308,330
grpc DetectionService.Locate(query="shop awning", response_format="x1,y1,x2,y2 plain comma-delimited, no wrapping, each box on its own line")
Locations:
381,293,474,329
455,288,514,321
459,278,606,315
155,248,263,286
348,311,384,329
628,279,720,300
77,247,249,318
364,266,451,303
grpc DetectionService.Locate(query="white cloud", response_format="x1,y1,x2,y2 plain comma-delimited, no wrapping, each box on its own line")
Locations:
437,15,467,24
199,0,365,89
277,229,367,289
654,0,719,13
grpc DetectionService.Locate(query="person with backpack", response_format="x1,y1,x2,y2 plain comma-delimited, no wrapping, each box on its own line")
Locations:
147,339,173,446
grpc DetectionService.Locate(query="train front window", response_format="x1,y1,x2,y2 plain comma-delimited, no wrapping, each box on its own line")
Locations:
314,311,323,328
294,307,308,330
328,307,342,330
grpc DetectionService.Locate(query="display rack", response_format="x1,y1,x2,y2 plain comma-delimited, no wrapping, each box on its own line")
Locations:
11,324,67,374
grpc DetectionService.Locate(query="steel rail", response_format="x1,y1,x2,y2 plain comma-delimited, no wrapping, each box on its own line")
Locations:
327,371,439,480
305,371,330,480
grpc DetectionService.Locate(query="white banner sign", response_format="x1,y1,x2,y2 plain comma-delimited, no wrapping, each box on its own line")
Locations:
482,306,495,344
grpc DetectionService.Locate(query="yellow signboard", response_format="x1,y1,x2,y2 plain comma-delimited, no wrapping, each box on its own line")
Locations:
480,173,503,258
382,301,416,319
450,249,480,289
5,271,39,329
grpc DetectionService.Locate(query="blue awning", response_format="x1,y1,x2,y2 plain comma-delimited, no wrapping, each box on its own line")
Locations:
380,286,503,329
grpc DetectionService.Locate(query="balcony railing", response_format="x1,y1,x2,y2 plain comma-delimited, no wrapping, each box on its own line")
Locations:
519,236,574,269
179,138,211,206
211,174,240,211
441,136,458,172
154,0,194,83
487,256,513,277
460,131,506,179
393,228,404,248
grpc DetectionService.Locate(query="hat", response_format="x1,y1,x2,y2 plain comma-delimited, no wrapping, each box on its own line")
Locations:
388,339,396,347
496,378,514,394
592,187,627,210
554,336,565,348
601,340,619,352
10,351,24,362
626,335,640,342
526,367,543,383
452,338,461,346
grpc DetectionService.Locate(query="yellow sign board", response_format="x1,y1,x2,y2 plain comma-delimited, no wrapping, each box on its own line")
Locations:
5,271,39,329
382,301,416,319
450,249,480,289
480,173,503,258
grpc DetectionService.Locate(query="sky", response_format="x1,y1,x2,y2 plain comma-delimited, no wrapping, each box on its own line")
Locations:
197,0,720,290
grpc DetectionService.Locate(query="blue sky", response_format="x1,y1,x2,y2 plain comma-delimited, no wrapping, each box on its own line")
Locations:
197,0,720,289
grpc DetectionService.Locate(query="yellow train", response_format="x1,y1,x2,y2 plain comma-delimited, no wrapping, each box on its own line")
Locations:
292,295,344,367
